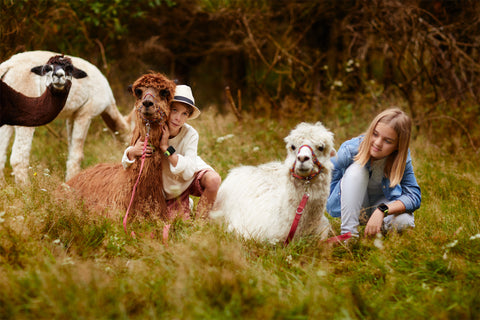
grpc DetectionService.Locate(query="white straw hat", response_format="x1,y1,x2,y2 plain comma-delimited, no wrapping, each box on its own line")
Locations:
171,85,201,120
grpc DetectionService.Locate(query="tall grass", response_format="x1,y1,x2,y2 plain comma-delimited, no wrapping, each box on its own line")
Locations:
0,106,479,319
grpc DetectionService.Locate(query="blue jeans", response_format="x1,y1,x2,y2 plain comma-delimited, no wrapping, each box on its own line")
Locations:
340,162,415,236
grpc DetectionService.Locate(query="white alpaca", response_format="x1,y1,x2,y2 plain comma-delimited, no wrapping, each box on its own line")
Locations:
212,122,336,244
0,50,131,184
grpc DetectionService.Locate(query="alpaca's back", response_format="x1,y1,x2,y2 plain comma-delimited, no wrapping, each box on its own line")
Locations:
214,162,296,241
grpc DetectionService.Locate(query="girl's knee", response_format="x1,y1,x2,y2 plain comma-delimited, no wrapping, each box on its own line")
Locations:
344,162,369,181
203,171,222,191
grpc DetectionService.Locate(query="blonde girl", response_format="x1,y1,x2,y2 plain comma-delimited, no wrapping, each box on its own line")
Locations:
326,108,421,237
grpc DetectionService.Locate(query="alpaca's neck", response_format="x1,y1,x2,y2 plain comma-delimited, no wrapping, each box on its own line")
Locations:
0,79,71,127
135,121,164,148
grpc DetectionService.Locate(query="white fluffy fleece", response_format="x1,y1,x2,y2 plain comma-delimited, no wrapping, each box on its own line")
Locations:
212,122,335,244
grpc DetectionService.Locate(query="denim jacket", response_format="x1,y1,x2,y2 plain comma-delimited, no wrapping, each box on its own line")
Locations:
326,136,421,218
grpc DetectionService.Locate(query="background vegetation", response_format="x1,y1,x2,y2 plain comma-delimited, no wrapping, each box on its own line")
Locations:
0,0,479,319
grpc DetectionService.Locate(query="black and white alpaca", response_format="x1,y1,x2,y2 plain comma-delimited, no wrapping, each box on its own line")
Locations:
0,50,131,184
0,54,87,127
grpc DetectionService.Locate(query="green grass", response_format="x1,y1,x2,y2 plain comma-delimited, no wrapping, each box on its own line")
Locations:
0,109,479,319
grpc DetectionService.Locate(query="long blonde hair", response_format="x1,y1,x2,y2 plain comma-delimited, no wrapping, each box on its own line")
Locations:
354,108,412,187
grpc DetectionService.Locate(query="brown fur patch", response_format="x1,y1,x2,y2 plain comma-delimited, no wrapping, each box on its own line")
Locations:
46,55,73,68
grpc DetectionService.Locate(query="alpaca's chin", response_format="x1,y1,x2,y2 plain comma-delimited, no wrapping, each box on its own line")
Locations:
294,168,314,177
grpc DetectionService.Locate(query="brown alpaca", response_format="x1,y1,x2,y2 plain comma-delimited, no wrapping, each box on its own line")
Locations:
65,72,176,220
0,55,87,127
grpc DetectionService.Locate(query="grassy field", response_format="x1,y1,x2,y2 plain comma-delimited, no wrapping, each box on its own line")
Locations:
0,106,479,319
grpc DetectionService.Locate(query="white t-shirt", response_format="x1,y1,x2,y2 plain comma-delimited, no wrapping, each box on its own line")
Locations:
122,123,213,200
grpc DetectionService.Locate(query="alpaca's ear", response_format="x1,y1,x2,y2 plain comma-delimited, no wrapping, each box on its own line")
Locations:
72,67,88,79
127,84,133,94
30,65,45,75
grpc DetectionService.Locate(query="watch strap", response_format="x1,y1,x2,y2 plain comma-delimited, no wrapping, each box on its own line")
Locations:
164,146,176,157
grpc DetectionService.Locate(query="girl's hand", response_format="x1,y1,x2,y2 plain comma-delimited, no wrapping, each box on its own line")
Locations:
128,139,152,159
364,210,384,236
160,124,170,153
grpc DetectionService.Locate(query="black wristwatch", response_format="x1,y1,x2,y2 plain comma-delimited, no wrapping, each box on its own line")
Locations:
377,203,389,215
164,146,176,157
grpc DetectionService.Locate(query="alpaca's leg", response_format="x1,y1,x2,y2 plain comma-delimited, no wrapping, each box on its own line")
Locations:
65,116,92,181
197,171,222,218
10,126,35,185
0,125,14,183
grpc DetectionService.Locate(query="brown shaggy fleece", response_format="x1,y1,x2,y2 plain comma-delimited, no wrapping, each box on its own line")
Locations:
65,72,176,221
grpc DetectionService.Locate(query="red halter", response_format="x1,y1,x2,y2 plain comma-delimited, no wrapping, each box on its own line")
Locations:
290,145,324,180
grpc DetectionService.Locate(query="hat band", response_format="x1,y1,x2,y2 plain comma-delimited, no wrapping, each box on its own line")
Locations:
173,96,195,107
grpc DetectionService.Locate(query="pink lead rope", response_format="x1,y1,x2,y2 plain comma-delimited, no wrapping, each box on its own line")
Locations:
123,124,150,238
284,192,310,246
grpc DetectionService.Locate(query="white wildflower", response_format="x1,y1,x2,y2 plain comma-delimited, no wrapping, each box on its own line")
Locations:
102,128,108,132
373,233,384,250
347,59,354,66
469,234,480,240
317,269,327,277
285,255,293,264
216,134,234,143
445,240,458,248
53,239,62,245
252,146,260,152
40,188,47,192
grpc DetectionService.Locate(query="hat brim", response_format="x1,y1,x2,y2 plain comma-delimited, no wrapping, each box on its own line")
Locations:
171,98,201,120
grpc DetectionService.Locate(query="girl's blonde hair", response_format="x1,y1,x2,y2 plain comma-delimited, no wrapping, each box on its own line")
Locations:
354,108,412,187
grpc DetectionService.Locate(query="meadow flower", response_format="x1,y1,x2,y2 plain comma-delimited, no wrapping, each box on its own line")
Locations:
445,240,458,248
470,234,480,240
373,233,384,250
216,134,235,143
285,255,293,264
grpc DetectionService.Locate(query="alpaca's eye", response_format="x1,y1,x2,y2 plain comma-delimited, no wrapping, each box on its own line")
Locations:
42,65,53,74
134,88,143,98
317,145,324,152
64,64,73,74
291,145,296,151
160,89,169,98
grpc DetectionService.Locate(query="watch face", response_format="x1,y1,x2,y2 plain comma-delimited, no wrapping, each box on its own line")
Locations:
378,204,388,212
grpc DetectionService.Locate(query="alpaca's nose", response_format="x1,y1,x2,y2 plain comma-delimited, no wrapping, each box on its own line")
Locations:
142,100,154,108
298,155,310,162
